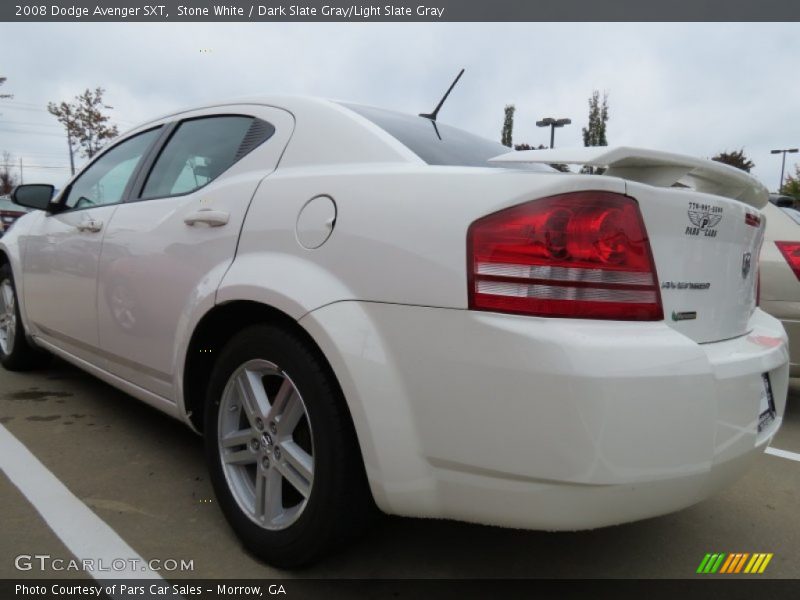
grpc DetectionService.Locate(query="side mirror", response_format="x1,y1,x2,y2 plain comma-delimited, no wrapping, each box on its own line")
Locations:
11,184,55,211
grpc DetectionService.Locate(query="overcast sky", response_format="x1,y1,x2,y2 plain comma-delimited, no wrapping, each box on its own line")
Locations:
1,22,798,190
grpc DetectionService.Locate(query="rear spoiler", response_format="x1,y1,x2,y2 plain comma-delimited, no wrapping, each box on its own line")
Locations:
489,146,769,209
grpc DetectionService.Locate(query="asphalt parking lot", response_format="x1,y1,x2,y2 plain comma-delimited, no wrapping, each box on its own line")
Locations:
1,357,799,580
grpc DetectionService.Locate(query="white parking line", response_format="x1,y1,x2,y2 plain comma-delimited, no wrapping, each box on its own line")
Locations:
766,446,800,462
0,423,163,581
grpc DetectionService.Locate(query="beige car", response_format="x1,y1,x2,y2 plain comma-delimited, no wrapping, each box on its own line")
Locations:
761,201,800,375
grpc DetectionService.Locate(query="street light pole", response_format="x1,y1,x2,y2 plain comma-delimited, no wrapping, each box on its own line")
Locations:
536,117,572,149
771,148,799,192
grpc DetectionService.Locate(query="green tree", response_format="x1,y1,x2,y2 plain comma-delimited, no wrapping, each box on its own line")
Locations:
47,87,119,160
501,104,516,147
0,77,12,100
780,164,800,200
711,149,755,173
582,90,609,147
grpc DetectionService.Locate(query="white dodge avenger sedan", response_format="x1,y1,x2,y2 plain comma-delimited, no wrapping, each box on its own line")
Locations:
0,97,787,566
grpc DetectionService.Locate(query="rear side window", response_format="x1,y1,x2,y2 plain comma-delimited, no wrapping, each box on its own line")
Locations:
341,102,552,172
141,115,274,199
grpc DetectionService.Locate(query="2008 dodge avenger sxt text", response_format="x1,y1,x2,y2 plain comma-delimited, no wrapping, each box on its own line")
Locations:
0,96,787,566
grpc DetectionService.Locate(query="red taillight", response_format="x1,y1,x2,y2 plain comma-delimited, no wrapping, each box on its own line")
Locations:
467,191,663,320
775,241,800,281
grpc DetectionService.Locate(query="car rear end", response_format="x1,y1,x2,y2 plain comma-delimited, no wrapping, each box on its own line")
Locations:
760,201,800,376
463,184,784,528
292,102,788,529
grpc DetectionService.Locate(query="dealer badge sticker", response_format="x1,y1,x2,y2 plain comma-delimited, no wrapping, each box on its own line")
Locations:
686,201,723,237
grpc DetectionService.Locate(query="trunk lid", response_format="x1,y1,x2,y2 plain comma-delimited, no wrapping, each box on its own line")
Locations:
627,181,763,343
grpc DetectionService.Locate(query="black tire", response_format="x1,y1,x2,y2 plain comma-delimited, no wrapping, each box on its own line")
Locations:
0,263,49,371
204,323,376,567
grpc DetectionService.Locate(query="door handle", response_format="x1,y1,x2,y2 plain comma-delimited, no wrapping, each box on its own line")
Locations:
76,218,103,233
184,208,229,227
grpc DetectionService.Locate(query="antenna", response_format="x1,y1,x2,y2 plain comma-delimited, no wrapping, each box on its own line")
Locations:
419,68,465,122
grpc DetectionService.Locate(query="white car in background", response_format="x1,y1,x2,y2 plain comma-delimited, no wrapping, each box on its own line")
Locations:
761,201,800,375
0,97,788,566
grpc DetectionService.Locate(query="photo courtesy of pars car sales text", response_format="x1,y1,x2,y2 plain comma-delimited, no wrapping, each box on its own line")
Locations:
15,584,285,596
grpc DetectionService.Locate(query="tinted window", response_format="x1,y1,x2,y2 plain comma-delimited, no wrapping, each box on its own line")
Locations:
63,128,160,210
341,103,553,171
141,115,272,198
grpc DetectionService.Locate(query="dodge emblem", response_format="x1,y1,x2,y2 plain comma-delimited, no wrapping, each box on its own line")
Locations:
742,252,752,279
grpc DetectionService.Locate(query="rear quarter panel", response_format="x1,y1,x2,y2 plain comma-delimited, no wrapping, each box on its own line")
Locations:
217,166,625,314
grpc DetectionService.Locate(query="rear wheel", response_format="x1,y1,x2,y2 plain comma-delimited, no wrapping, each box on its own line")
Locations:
204,323,375,567
0,263,49,371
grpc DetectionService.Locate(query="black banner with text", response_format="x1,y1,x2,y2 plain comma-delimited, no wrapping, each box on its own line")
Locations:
3,0,800,22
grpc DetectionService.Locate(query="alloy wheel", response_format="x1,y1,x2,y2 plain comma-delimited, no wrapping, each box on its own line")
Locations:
217,359,315,531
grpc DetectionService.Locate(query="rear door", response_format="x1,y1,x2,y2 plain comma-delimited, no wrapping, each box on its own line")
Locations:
96,106,293,398
21,127,162,364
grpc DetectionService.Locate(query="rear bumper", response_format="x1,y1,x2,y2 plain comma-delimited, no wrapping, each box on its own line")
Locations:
300,303,788,530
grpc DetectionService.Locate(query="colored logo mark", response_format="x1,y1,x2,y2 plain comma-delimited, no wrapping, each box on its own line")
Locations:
696,553,773,574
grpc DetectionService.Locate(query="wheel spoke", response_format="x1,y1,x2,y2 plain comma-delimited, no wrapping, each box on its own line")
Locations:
255,468,282,522
277,441,313,498
277,390,305,436
0,282,11,314
1,282,9,304
235,369,270,426
221,428,252,449
222,448,256,465
265,379,291,420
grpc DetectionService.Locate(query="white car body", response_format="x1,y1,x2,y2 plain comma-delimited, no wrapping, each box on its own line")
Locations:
761,201,800,376
0,96,788,535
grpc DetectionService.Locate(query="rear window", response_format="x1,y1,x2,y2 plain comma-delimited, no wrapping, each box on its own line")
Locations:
341,103,552,172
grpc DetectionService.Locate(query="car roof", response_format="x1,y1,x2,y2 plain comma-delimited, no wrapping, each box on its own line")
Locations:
128,95,342,132
117,95,426,169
